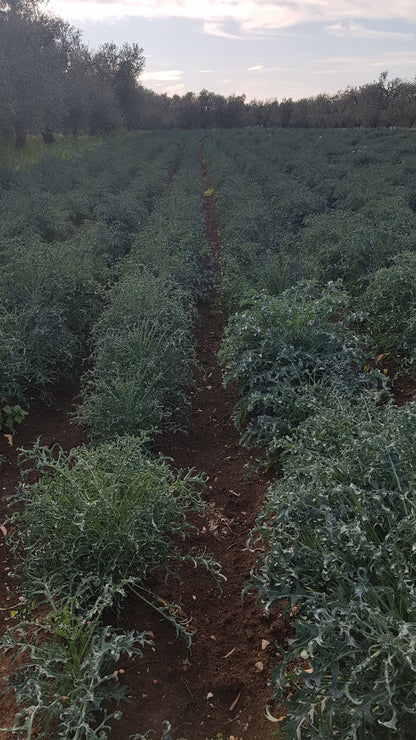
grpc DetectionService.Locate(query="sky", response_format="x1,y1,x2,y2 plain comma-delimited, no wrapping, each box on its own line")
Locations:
47,0,416,101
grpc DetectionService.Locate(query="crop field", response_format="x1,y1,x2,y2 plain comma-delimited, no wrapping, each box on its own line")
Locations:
1,127,416,740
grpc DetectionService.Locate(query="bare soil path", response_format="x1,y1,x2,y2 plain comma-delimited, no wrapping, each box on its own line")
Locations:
106,147,288,740
108,298,287,740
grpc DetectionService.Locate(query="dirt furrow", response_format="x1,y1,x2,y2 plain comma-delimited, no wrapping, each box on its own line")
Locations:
107,151,288,739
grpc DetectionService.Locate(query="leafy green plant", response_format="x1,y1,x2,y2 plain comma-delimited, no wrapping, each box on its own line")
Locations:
271,593,416,739
0,130,184,403
78,271,195,440
219,281,382,459
296,205,416,291
6,435,217,617
250,396,416,738
362,251,416,374
2,434,222,738
2,608,148,740
0,400,27,430
0,300,78,402
202,128,416,307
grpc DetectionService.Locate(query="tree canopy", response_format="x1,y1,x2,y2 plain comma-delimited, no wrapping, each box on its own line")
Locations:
0,0,415,144
0,0,145,145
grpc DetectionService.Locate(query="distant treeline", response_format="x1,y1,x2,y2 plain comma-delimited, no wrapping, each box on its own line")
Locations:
1,0,415,148
144,74,416,130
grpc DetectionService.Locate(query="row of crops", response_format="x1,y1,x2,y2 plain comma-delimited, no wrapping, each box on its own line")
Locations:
1,132,221,738
2,126,416,739
201,128,416,738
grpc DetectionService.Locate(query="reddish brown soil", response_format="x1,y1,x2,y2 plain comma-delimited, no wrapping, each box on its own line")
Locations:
106,300,288,740
376,355,416,407
104,148,288,739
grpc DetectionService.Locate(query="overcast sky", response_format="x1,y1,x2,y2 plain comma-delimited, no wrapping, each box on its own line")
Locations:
47,0,416,101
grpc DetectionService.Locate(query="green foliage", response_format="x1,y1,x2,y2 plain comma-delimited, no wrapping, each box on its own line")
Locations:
250,397,416,738
7,435,207,614
0,299,79,402
201,130,416,736
124,142,209,301
219,281,380,457
78,271,195,440
2,611,148,740
218,242,293,311
79,136,208,441
93,188,146,264
0,232,105,401
4,125,416,739
203,126,416,739
203,128,416,305
2,434,220,737
0,131,183,402
363,251,416,372
297,203,416,291
0,131,211,737
0,400,27,430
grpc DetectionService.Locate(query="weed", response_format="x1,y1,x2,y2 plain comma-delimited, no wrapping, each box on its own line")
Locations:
0,400,27,431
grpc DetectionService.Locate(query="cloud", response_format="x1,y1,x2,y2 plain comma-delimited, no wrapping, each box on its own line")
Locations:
247,64,263,70
47,0,416,31
312,49,416,71
201,20,242,39
313,55,372,65
370,51,416,66
326,21,414,40
141,69,183,81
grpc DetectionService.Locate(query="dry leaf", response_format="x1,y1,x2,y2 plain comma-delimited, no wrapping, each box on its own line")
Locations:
4,434,13,446
262,639,270,650
229,691,241,711
0,526,7,537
